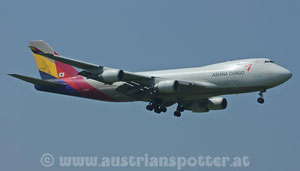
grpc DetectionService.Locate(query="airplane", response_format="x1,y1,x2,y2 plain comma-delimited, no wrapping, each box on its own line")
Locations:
9,40,292,117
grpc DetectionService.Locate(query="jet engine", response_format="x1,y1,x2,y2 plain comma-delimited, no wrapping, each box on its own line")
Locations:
207,97,227,110
190,97,227,113
190,103,209,113
100,69,124,84
154,80,179,93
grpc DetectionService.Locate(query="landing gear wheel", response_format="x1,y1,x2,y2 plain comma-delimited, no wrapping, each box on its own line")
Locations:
154,107,161,114
257,89,266,104
176,105,184,112
257,97,264,104
146,105,153,111
174,111,181,117
160,106,167,113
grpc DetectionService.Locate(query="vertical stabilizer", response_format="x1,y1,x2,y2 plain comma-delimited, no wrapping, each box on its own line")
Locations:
29,40,78,79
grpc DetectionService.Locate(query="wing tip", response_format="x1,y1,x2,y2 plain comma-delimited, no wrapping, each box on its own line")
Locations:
8,73,17,77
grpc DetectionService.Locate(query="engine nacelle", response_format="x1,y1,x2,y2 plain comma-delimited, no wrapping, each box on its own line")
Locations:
207,97,227,110
190,103,209,113
100,69,124,84
190,97,227,113
154,80,179,93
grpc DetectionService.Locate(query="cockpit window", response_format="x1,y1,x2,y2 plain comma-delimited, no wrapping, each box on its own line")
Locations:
265,60,274,63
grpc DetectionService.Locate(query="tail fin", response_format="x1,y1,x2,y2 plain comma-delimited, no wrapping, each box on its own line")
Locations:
29,40,78,80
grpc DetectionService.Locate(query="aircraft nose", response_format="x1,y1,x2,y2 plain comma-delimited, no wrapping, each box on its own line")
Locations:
276,66,292,82
281,68,292,80
286,70,292,79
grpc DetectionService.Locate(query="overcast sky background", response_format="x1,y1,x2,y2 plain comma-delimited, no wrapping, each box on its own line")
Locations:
1,0,299,170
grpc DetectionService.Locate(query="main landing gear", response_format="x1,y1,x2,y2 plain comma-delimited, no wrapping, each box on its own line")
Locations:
174,105,184,117
257,89,266,104
146,99,185,117
146,101,167,114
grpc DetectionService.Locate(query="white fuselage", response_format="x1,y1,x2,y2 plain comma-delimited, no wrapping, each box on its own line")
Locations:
84,58,292,102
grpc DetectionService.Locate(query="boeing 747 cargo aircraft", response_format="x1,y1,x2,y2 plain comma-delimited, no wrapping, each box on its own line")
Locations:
9,41,292,117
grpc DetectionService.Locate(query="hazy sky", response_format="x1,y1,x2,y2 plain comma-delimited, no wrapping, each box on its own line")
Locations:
1,0,299,170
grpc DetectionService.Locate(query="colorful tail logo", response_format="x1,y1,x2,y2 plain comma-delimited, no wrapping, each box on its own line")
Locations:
29,40,78,80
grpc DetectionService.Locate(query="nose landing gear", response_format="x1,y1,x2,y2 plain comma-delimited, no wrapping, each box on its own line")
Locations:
257,89,266,104
257,97,264,104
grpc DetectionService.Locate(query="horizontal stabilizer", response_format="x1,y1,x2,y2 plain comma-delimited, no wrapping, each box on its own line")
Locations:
8,74,66,88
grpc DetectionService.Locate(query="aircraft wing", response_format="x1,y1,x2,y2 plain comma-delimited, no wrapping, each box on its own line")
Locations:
36,50,218,99
30,49,101,71
36,51,153,82
115,78,218,100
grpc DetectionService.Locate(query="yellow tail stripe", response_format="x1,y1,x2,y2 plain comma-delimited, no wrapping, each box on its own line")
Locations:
33,53,58,78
